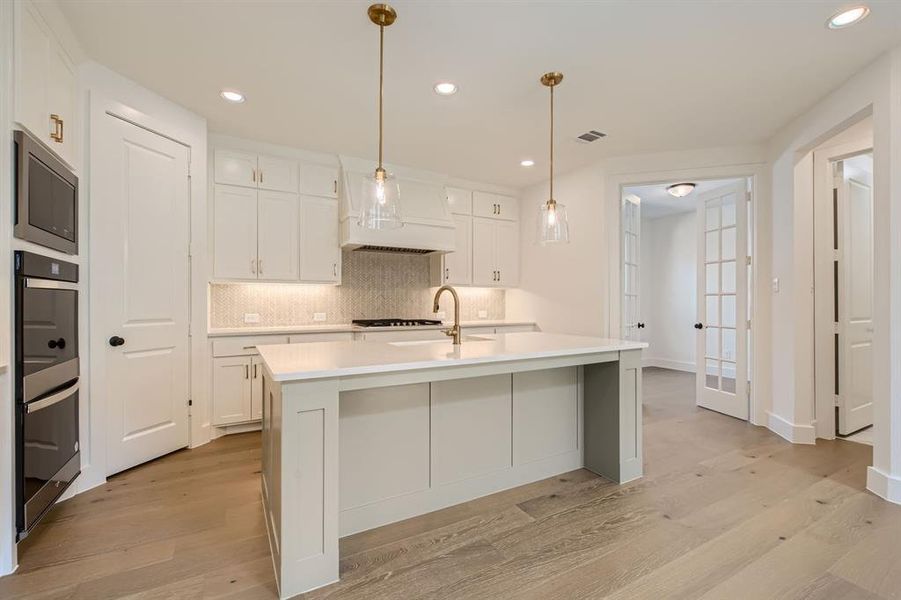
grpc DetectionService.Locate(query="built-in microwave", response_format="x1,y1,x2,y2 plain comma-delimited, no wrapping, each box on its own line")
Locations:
14,129,79,255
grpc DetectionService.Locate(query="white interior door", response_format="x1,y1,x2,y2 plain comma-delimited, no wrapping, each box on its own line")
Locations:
94,114,191,475
696,181,749,420
836,160,874,434
622,194,641,341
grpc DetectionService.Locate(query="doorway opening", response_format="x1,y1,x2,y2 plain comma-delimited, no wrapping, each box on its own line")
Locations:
621,176,753,421
813,123,874,444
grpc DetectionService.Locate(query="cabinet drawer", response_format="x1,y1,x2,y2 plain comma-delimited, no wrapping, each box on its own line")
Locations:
473,192,518,221
211,335,289,357
288,332,353,344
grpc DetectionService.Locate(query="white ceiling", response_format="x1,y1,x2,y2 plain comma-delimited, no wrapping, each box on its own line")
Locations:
625,178,744,220
56,1,901,188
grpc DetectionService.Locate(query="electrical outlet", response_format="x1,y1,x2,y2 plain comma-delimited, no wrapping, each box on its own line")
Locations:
243,313,260,324
436,311,447,320
313,312,327,322
478,310,488,319
771,278,780,293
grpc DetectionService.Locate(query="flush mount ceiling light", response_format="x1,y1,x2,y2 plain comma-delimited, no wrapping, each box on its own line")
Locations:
827,5,870,29
520,159,535,167
666,182,696,198
537,71,570,245
220,89,245,103
433,82,458,96
360,3,403,230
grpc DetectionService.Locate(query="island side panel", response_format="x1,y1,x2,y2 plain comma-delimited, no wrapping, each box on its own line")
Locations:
583,349,643,483
277,378,341,599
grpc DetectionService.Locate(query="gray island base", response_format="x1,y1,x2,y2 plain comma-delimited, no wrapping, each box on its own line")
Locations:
256,332,645,598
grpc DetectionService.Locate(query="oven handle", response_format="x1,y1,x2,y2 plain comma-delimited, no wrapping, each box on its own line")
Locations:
26,380,79,414
25,278,78,291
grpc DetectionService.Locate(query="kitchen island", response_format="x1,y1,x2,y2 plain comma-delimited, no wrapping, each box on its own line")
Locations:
257,332,646,598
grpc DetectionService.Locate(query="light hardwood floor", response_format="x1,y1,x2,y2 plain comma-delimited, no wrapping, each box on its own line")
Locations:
4,367,900,599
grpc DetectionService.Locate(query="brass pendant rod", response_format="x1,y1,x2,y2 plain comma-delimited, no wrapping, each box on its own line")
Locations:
549,83,554,202
378,23,385,171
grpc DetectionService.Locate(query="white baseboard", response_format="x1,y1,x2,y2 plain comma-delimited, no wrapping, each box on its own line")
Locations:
642,358,695,373
766,411,816,445
867,466,901,505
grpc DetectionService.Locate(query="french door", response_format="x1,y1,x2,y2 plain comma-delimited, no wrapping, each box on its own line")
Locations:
696,182,749,420
622,194,642,342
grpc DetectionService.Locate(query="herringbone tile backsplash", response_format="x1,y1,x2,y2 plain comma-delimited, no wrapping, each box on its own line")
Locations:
209,250,505,329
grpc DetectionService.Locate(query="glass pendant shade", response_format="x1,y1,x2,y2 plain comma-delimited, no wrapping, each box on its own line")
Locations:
359,169,402,229
537,200,569,244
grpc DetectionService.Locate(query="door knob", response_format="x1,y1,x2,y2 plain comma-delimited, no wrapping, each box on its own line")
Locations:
637,322,645,329
48,338,66,349
109,336,126,347
694,323,704,330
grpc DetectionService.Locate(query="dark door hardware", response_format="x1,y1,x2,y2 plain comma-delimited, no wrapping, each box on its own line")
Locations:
694,323,704,330
109,336,125,347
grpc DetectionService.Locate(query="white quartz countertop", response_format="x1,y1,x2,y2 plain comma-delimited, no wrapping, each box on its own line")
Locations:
207,320,537,337
257,332,647,382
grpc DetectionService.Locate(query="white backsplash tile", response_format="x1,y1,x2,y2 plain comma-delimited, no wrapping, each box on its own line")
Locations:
209,250,505,329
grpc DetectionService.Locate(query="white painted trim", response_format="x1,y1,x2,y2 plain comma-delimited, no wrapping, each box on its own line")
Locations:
608,162,770,427
866,466,901,505
766,411,817,444
642,358,695,373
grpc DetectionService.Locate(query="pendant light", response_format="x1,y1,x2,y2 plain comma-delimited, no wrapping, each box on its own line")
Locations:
360,4,403,230
537,72,569,244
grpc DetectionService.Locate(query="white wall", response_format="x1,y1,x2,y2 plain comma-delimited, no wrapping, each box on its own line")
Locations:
639,210,697,372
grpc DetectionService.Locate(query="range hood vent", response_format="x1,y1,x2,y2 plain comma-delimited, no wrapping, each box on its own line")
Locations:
353,245,435,255
339,157,456,254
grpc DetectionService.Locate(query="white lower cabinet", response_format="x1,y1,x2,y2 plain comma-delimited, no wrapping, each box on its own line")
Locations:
212,356,253,425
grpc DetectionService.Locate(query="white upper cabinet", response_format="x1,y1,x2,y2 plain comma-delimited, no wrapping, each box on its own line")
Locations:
446,187,473,215
257,190,300,281
213,185,258,280
258,155,298,193
15,1,77,166
473,192,518,221
471,217,519,287
300,196,341,283
300,164,340,198
215,150,299,193
432,214,472,286
214,150,258,188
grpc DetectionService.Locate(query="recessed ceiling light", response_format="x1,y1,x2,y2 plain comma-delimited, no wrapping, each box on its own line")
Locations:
666,183,696,198
220,89,245,103
827,5,870,29
433,82,458,96
520,159,535,167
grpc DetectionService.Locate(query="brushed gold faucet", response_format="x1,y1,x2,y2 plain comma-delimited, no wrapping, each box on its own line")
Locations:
433,285,461,345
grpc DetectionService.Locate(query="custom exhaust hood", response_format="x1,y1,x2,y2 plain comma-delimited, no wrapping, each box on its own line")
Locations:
339,156,456,254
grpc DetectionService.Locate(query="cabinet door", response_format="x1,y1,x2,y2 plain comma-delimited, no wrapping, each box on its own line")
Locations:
16,3,49,145
473,191,518,221
47,46,76,165
250,356,265,421
258,154,298,193
212,357,252,425
495,220,520,287
300,196,340,282
471,217,497,286
257,190,299,281
213,185,258,279
446,187,472,215
444,215,472,285
215,150,257,188
300,164,339,198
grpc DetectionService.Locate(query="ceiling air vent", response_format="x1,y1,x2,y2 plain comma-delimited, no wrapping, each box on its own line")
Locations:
576,130,607,143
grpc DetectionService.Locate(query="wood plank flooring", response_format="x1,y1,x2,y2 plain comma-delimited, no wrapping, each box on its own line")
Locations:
3,367,899,599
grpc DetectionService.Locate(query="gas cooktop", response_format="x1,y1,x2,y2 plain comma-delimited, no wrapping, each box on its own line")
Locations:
352,318,443,328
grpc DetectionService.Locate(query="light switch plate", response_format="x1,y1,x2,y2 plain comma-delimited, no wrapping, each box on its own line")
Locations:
243,313,260,324
313,312,327,322
772,278,780,293
478,310,488,319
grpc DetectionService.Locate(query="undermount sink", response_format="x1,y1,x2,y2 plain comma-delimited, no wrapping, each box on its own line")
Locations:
388,336,494,347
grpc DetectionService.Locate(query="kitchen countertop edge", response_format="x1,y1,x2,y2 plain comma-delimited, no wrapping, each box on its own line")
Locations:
207,321,538,338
